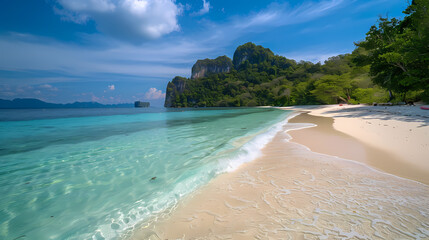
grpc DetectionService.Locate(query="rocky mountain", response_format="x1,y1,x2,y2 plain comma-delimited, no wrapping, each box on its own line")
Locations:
163,42,393,108
191,56,233,79
232,42,275,69
164,42,298,108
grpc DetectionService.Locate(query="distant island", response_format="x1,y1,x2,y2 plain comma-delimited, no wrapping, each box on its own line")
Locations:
0,98,133,109
134,101,150,108
165,4,428,108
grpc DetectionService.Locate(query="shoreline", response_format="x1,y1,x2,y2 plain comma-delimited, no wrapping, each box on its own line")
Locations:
130,106,429,239
288,112,429,185
285,105,429,185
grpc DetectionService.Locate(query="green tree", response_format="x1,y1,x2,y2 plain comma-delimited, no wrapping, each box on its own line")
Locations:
311,75,352,104
355,0,429,101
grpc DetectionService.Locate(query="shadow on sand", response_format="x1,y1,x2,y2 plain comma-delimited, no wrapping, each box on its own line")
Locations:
320,105,429,128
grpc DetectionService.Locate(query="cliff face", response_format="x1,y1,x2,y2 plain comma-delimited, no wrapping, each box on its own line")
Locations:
163,42,298,108
164,76,187,107
191,56,233,79
232,42,275,69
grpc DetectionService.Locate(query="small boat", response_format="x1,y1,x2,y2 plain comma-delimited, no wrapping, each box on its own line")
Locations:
420,106,429,110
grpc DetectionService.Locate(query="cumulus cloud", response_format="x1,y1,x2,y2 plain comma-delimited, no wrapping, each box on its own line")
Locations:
144,88,165,100
107,84,115,90
55,0,181,42
192,0,211,16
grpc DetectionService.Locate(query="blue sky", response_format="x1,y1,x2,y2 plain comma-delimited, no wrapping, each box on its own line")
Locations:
0,0,409,105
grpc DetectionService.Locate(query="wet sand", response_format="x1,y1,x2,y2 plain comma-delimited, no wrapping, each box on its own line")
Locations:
131,111,429,240
301,105,429,180
289,112,429,185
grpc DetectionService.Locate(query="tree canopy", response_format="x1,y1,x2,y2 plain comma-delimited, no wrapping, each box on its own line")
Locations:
355,0,429,101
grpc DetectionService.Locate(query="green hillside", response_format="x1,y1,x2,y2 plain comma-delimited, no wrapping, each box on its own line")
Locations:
165,1,428,108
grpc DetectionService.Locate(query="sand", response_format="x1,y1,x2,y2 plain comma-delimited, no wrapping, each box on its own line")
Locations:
288,105,429,185
288,112,429,185
130,106,429,240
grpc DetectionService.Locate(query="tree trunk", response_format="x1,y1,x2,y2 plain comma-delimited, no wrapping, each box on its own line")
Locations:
389,89,394,101
338,96,347,103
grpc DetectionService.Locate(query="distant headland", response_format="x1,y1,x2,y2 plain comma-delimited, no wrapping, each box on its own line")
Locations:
0,98,134,109
164,41,428,108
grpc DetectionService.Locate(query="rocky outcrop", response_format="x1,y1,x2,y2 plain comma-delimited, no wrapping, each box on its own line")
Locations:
134,101,150,108
191,56,233,79
164,76,188,107
232,42,275,69
163,42,297,108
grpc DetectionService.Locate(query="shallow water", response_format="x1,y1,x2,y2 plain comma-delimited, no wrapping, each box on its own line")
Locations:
0,107,291,239
135,120,429,240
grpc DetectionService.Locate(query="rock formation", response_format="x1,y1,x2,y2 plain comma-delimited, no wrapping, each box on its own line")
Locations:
191,56,233,79
134,101,150,108
164,42,296,108
232,42,275,69
164,76,187,107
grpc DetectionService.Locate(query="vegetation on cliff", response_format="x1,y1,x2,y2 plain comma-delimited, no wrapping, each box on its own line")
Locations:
165,1,428,107
191,56,233,79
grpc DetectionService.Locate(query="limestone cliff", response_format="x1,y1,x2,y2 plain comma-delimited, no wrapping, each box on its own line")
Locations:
232,42,275,69
164,76,187,107
191,56,233,79
163,42,297,108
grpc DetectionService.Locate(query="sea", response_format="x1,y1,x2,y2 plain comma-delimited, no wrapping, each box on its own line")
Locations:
0,107,291,240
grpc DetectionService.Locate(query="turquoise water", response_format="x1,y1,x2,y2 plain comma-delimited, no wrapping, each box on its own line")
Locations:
0,108,290,239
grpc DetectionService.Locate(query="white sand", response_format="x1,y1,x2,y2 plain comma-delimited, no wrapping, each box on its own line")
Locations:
286,104,429,184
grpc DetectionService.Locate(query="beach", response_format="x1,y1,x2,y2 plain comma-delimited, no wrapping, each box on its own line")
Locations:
288,106,429,185
131,105,429,239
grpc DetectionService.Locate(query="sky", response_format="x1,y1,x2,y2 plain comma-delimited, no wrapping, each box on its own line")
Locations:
0,0,409,106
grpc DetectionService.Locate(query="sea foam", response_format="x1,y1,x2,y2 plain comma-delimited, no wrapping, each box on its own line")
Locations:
221,111,298,173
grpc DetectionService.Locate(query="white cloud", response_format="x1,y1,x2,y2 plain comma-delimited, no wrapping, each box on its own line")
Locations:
233,0,345,30
0,84,59,100
192,0,211,16
91,95,100,102
188,0,348,50
55,0,181,42
144,88,165,100
185,3,192,11
0,34,199,84
57,0,115,12
108,84,115,90
39,84,59,91
53,7,89,24
0,0,351,88
281,50,345,63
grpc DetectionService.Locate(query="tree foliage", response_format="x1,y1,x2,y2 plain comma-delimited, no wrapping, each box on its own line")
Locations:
165,45,382,107
355,0,429,100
